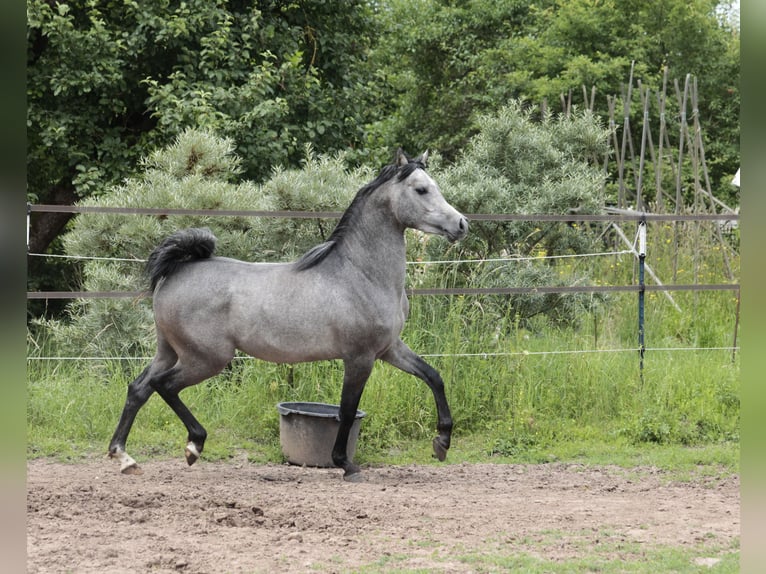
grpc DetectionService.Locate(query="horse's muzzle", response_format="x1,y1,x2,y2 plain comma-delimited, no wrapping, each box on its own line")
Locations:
448,216,469,242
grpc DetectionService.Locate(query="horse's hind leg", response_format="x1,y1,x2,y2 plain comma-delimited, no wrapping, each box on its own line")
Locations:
109,337,181,474
381,339,453,462
108,348,226,473
149,354,231,466
108,364,156,474
149,377,208,466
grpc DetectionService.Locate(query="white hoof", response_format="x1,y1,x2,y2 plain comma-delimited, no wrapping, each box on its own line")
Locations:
110,449,142,475
185,442,200,466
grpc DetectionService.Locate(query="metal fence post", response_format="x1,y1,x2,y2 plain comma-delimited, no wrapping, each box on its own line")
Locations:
638,217,647,380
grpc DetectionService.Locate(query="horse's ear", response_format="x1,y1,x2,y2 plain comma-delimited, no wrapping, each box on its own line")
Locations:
415,150,429,167
395,147,409,167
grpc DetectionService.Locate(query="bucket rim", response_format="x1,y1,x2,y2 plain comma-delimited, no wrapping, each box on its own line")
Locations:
276,401,366,419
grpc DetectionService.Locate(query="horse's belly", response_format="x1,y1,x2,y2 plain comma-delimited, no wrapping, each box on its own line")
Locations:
237,336,339,364
234,312,399,364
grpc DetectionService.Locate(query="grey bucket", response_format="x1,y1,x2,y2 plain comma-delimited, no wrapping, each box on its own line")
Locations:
276,402,366,467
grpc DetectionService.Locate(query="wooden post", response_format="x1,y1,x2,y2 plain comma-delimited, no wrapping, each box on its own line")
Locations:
673,75,691,282
636,80,650,212
654,67,669,212
619,63,638,207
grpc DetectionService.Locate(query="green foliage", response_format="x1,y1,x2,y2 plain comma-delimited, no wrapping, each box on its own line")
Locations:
27,0,379,318
27,222,740,468
363,0,541,162
422,102,611,326
27,115,739,469
27,0,739,324
27,0,377,206
27,0,738,206
37,108,611,352
139,0,378,181
364,0,739,192
27,284,740,463
442,102,608,254
25,3,740,479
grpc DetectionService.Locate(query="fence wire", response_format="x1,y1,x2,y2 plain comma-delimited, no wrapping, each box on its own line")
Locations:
26,346,740,362
27,203,741,222
26,209,739,299
26,205,741,362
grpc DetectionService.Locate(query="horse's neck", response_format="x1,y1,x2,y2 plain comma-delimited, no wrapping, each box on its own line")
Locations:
341,207,407,290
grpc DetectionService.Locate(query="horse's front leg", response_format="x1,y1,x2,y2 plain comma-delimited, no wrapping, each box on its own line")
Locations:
381,339,453,462
333,357,374,482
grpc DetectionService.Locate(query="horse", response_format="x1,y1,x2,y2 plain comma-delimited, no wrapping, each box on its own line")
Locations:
108,149,469,481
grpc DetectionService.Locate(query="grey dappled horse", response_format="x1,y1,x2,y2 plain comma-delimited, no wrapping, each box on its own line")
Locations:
108,149,468,480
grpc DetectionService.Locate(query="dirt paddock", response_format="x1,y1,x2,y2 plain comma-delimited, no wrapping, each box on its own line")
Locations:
27,456,739,573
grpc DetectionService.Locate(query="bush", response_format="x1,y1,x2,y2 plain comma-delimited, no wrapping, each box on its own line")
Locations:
428,101,611,328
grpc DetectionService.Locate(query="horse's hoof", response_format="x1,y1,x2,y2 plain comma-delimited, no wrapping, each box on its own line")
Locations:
185,442,200,466
343,471,364,483
111,448,142,475
342,461,363,482
432,437,448,462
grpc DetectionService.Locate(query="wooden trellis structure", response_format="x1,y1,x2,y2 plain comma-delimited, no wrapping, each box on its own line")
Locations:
554,64,738,283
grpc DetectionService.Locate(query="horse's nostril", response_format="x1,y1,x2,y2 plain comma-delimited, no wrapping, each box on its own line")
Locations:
459,217,468,232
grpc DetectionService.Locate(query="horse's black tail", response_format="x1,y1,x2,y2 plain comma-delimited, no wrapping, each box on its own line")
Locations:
146,227,217,292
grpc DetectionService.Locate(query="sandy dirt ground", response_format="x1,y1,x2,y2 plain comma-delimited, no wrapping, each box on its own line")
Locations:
27,456,739,573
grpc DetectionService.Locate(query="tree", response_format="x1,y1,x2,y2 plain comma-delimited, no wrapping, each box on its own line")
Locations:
27,0,377,315
27,0,739,321
363,0,545,163
365,0,739,194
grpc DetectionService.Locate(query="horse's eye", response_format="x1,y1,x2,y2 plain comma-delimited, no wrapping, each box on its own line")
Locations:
415,187,428,195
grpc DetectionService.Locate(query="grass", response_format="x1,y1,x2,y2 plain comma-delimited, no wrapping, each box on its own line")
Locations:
448,541,740,574
328,529,739,573
26,221,740,477
26,313,740,477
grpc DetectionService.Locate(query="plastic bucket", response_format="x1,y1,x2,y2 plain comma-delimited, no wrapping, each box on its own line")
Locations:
276,402,366,467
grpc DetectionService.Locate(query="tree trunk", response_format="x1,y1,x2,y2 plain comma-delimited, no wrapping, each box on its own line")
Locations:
27,183,76,254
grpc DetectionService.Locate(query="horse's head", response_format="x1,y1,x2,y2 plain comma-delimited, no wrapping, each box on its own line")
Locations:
391,149,468,242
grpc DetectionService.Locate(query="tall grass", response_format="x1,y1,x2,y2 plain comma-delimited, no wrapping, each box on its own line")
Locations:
26,221,740,469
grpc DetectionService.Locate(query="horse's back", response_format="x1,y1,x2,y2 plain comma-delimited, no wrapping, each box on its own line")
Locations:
150,256,405,364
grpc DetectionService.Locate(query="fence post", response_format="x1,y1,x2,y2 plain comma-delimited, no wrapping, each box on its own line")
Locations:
27,203,31,252
638,217,647,380
732,288,740,363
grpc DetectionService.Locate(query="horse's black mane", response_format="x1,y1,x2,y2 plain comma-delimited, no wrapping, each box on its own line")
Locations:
294,157,426,271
